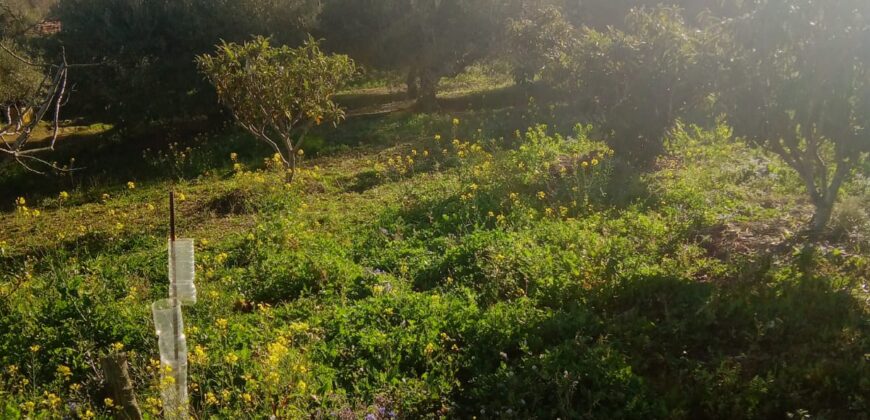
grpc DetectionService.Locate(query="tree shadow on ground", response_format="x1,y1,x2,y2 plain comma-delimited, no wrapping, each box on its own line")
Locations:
456,268,868,419
0,119,219,208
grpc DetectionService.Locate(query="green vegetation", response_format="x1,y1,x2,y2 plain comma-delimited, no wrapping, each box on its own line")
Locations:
1,108,868,418
1,0,869,419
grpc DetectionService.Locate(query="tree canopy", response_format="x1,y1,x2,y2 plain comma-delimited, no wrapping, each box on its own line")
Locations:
318,0,521,108
55,0,321,124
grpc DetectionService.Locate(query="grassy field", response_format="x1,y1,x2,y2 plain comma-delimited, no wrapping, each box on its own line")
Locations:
1,80,869,419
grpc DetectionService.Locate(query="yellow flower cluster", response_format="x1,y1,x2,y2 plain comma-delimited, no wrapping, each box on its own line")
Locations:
56,365,72,379
14,197,40,217
376,151,425,180
266,336,290,367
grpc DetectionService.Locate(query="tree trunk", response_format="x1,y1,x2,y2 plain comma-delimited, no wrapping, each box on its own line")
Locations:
416,69,439,111
101,353,142,420
286,150,297,184
807,158,851,238
406,67,419,99
809,199,834,238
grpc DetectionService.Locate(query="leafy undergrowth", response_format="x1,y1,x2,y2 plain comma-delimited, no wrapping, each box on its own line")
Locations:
0,116,868,419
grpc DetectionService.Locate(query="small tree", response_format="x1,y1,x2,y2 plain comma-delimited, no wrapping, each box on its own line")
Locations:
197,36,356,183
720,0,870,235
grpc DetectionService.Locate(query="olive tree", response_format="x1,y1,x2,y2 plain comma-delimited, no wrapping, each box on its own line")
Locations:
720,0,870,234
197,36,356,183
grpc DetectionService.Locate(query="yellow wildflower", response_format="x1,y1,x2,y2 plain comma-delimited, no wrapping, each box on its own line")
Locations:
104,398,114,408
45,393,61,409
190,346,208,366
127,181,136,190
205,392,218,405
537,191,546,200
56,365,72,378
452,118,460,126
59,191,69,200
29,345,40,353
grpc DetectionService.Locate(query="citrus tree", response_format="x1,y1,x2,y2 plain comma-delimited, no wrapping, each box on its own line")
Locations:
197,36,356,183
547,6,719,164
318,0,520,109
720,0,870,234
504,4,577,86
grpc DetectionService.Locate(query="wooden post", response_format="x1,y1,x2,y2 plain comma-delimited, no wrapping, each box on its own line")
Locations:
168,191,183,411
101,353,142,420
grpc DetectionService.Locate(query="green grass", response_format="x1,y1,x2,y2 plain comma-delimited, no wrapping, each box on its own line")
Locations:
1,87,868,419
